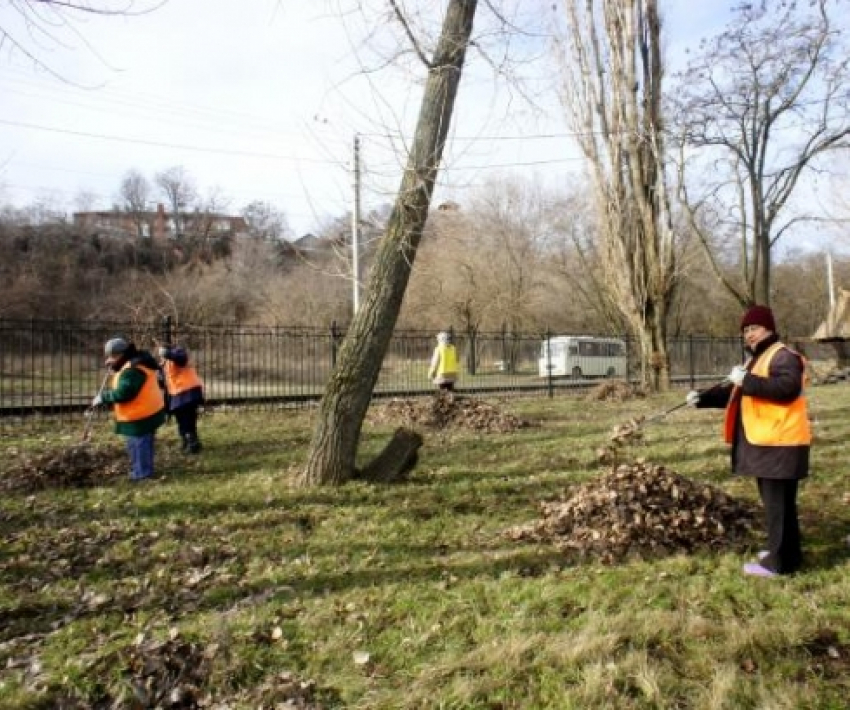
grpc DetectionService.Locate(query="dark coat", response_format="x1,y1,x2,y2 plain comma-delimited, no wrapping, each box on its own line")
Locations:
697,334,810,481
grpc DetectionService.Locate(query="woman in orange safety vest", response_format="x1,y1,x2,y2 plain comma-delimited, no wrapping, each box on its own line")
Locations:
686,305,810,577
91,338,166,481
158,344,205,454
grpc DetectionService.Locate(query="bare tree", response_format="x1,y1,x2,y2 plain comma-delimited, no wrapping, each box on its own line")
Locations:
119,169,152,239
465,177,551,334
241,200,291,241
540,184,629,334
300,0,479,486
555,0,678,390
0,1,163,82
155,166,197,239
673,0,850,307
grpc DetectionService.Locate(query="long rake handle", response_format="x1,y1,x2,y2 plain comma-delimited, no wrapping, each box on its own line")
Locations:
642,378,731,425
81,370,111,442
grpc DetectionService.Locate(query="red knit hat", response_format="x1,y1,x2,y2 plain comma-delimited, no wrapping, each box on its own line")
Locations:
740,305,776,332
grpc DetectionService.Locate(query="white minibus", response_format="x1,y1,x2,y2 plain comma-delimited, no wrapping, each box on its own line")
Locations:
538,336,627,379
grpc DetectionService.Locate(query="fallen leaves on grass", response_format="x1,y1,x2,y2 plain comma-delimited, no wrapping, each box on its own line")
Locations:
507,459,758,563
1,442,128,492
585,380,646,402
368,393,528,433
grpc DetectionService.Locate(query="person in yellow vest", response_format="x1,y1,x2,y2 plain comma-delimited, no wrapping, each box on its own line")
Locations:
428,331,459,392
92,338,166,481
157,344,205,454
685,305,810,577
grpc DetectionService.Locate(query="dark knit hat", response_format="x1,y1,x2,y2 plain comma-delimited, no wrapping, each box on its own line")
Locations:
740,305,776,332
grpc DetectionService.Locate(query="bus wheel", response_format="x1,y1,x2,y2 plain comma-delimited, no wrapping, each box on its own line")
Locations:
571,366,582,379
606,367,616,378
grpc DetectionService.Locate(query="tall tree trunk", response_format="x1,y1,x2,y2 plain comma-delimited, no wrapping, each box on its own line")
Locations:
299,0,478,486
755,228,771,306
557,0,676,393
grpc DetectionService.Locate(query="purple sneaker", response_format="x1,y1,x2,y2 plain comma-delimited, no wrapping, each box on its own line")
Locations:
743,562,777,578
758,550,769,561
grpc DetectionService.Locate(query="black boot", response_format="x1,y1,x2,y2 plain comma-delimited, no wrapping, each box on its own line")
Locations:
186,434,202,455
181,433,192,453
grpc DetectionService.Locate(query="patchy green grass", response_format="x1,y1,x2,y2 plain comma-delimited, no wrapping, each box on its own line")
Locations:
1,387,849,709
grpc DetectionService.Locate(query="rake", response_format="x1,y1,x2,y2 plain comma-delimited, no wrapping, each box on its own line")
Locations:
81,370,111,443
640,377,732,427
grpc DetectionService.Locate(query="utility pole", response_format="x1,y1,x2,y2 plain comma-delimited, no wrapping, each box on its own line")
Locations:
827,251,836,310
351,134,362,315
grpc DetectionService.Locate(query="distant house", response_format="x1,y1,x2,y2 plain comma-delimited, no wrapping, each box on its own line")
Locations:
293,233,325,252
73,204,248,241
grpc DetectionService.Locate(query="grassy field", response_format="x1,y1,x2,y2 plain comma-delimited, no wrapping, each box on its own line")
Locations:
1,387,849,709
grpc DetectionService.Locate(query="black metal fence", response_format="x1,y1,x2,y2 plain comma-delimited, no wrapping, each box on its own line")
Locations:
0,318,759,428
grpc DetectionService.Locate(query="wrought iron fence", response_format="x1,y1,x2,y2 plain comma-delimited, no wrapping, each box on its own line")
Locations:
0,318,754,427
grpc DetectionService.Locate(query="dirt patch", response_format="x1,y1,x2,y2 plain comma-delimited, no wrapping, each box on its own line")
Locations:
369,393,528,433
585,379,646,402
507,459,758,563
1,443,128,492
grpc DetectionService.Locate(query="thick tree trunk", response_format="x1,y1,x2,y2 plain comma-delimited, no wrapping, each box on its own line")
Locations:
299,0,478,486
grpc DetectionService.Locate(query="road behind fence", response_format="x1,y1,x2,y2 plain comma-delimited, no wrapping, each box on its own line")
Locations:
0,318,758,428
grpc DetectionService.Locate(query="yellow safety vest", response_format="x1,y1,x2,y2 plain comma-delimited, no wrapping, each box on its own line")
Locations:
435,343,458,377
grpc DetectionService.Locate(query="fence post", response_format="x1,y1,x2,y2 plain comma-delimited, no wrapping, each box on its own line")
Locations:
161,315,173,346
465,327,478,376
501,323,508,373
330,321,340,369
688,334,695,389
546,327,553,399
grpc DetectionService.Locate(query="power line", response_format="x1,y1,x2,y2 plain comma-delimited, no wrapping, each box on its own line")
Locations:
0,118,348,166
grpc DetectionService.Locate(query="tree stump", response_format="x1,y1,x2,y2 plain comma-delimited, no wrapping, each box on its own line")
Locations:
356,427,423,483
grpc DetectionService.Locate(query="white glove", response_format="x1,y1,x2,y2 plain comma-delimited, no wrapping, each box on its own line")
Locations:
727,365,748,386
158,347,168,358
91,394,103,407
686,390,700,407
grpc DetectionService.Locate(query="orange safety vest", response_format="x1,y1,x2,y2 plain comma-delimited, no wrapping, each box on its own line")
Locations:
112,363,165,423
163,360,204,396
723,342,811,446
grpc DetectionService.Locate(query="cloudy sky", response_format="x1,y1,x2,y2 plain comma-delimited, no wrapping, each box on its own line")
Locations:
0,0,737,237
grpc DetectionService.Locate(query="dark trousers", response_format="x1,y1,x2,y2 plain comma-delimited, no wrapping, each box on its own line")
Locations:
757,478,802,574
174,403,200,444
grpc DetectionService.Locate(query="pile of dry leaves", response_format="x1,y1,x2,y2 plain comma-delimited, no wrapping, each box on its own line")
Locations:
1,443,128,492
507,459,758,563
42,632,327,709
369,393,527,433
585,380,646,403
